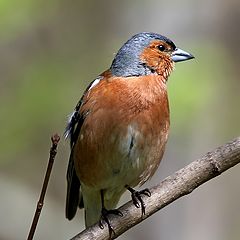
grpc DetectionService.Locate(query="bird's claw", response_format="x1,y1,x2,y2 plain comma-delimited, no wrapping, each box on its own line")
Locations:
126,186,151,215
99,208,123,237
140,188,151,197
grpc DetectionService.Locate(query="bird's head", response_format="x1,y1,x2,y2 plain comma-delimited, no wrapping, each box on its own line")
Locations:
110,32,194,79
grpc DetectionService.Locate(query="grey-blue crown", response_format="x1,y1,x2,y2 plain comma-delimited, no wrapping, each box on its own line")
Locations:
110,32,176,77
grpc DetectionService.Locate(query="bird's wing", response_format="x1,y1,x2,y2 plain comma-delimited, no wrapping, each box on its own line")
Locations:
65,77,102,220
65,151,81,220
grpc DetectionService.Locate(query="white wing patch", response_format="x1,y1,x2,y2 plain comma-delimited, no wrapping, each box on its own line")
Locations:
88,77,102,91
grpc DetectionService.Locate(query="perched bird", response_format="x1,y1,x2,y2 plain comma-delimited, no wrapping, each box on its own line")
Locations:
65,32,194,231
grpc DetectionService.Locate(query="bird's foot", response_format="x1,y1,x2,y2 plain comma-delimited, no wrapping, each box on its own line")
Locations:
126,185,151,215
99,207,123,237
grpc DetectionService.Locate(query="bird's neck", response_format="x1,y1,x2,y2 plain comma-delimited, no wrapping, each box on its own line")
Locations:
110,57,174,80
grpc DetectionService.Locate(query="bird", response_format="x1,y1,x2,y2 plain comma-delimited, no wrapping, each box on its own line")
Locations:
65,32,194,232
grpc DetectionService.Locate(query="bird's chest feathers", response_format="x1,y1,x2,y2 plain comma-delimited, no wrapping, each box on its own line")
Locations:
115,75,168,115
83,74,169,118
105,77,169,183
77,76,169,187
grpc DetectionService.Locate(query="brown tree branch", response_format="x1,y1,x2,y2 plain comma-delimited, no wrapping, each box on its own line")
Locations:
70,137,240,240
27,134,60,240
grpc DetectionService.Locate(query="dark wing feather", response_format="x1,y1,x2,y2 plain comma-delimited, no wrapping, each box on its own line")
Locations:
65,152,81,220
65,78,100,220
65,107,86,219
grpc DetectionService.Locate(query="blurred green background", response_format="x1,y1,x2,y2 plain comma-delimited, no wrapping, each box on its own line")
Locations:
0,0,240,239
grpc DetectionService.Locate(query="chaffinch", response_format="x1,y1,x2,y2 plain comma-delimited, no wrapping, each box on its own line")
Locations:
65,32,194,232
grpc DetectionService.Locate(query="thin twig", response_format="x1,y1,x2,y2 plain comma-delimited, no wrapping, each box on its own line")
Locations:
27,134,60,240
70,137,240,240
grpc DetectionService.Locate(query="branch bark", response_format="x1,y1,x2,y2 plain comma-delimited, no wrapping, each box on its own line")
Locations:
70,137,240,240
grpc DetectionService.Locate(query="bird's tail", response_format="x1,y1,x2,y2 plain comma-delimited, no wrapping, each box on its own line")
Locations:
82,188,122,227
83,189,102,227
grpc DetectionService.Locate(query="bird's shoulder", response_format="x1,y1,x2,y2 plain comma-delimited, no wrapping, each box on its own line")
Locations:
64,70,111,146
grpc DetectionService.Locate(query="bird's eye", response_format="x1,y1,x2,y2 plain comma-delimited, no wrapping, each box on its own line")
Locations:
157,45,165,52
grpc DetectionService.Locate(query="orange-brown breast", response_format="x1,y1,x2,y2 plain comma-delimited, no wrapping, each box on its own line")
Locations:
73,71,170,188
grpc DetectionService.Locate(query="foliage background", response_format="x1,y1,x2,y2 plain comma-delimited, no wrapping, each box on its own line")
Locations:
0,0,239,239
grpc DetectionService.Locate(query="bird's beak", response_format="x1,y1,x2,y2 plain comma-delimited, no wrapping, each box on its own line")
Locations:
171,48,194,62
